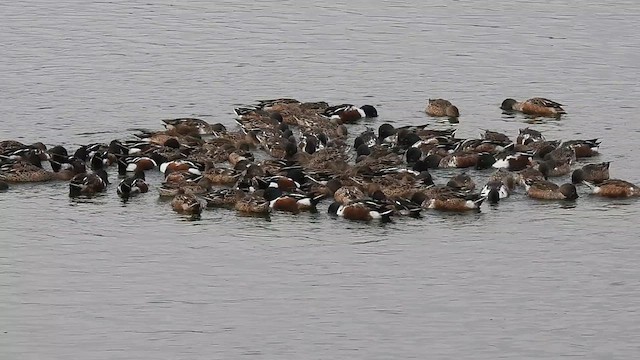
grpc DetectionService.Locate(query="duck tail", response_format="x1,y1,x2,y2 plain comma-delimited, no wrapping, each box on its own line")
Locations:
310,194,326,207
380,209,394,222
582,180,596,190
474,196,487,207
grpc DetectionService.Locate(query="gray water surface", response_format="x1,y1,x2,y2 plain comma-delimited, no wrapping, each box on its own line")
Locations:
2,1,640,359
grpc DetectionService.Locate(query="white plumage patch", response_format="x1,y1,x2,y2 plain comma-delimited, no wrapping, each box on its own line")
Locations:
297,198,311,207
426,199,437,209
481,184,509,198
492,158,510,169
126,163,139,172
187,168,202,176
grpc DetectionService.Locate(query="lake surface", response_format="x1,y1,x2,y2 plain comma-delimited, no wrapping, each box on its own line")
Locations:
2,1,640,359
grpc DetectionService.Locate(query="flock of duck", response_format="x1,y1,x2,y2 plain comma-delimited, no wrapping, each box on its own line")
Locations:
1,96,638,221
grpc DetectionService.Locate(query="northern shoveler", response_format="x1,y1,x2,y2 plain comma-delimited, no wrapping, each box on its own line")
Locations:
117,172,149,199
583,179,639,198
323,104,378,123
1,158,84,183
524,179,578,200
571,162,610,184
425,98,460,118
263,187,324,213
412,189,486,212
481,179,511,204
501,97,565,117
327,199,394,221
69,169,109,197
561,139,600,158
170,190,203,215
162,117,223,136
446,172,476,191
516,128,545,145
234,192,270,215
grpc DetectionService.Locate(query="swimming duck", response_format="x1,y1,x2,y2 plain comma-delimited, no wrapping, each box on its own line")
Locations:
327,199,394,222
117,172,149,199
425,98,460,118
501,97,565,117
571,162,610,184
524,179,578,200
412,189,486,212
263,187,324,214
162,117,223,136
323,104,378,123
1,158,85,183
583,179,639,198
170,190,203,215
69,169,109,197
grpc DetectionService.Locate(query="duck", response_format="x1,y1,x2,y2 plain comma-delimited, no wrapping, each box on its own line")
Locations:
332,183,367,205
117,155,158,175
411,189,486,212
571,162,610,184
481,169,517,203
1,158,85,183
446,172,475,191
162,117,224,136
492,152,533,171
69,169,110,197
0,146,48,166
501,97,565,117
516,127,545,145
158,176,211,197
427,151,496,169
46,145,72,172
481,179,511,204
537,159,571,178
583,179,639,198
524,179,578,200
201,188,240,208
0,140,29,155
327,199,394,222
481,130,511,145
323,104,378,123
161,158,205,176
234,107,283,128
299,133,326,154
263,187,324,214
561,139,600,158
116,172,149,199
234,191,271,215
425,98,460,118
353,128,378,149
170,190,203,215
201,165,242,186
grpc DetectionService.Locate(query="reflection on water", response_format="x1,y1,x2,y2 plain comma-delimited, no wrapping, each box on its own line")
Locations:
2,0,640,359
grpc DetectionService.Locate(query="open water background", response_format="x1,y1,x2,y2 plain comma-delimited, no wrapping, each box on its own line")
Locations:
1,1,640,359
